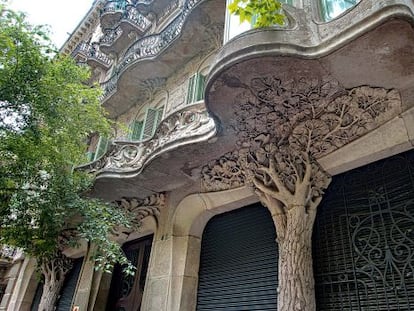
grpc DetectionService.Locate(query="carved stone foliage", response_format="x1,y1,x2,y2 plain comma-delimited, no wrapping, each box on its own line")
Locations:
115,193,166,226
232,76,401,159
79,103,215,175
202,75,401,195
201,150,247,192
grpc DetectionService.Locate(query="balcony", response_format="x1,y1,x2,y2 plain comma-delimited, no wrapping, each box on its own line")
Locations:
79,102,217,200
72,41,113,71
100,6,152,55
99,0,225,117
0,245,18,266
101,0,127,29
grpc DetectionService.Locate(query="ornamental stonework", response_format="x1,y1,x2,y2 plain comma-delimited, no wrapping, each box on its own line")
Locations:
202,75,401,193
79,103,216,175
201,150,247,192
115,193,166,225
232,76,401,159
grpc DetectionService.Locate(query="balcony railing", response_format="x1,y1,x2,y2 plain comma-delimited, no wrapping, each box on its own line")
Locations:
100,27,124,47
101,0,127,16
0,245,17,262
73,41,113,69
124,6,151,32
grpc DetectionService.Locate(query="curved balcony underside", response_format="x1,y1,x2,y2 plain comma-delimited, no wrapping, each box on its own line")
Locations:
85,0,414,201
101,0,225,117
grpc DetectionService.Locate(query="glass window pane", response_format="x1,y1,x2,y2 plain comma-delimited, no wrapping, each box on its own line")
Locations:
320,0,359,21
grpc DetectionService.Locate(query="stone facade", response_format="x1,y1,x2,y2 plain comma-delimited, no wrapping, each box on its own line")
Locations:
3,0,414,310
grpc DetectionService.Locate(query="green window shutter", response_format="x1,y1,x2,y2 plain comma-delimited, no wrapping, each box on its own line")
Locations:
128,120,143,140
94,136,109,160
186,73,206,104
141,108,158,140
186,74,196,105
86,151,95,162
194,74,206,102
156,106,164,127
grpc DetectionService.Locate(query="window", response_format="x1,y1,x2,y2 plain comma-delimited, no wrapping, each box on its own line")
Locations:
94,136,109,160
86,151,95,162
186,73,206,105
141,106,164,140
320,0,359,21
128,120,144,140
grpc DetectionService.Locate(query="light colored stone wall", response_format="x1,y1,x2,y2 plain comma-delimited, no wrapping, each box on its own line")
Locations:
141,186,260,311
1,257,37,311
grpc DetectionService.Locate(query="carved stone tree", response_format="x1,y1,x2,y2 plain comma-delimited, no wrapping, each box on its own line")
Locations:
215,74,402,310
38,252,73,311
248,143,330,310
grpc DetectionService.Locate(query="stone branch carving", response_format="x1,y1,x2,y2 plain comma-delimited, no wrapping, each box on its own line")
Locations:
115,193,166,226
204,74,401,310
201,150,247,192
232,76,401,159
78,103,215,176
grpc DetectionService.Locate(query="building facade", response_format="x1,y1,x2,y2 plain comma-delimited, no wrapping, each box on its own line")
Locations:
2,0,414,310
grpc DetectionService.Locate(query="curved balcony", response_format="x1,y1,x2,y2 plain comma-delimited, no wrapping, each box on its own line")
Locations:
100,0,225,117
79,102,219,200
101,0,127,29
203,0,414,174
99,6,152,55
72,41,113,70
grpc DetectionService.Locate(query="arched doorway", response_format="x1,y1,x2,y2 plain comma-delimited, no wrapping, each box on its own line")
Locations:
196,203,278,310
313,150,414,310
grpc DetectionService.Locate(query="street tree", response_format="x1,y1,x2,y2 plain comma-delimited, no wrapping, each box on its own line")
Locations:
0,3,135,310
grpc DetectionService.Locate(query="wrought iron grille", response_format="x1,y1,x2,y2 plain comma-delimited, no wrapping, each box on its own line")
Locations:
313,151,414,310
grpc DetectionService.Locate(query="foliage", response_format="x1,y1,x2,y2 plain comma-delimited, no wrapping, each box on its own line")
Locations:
228,0,285,28
0,2,135,275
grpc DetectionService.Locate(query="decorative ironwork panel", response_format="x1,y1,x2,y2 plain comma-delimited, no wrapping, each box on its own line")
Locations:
313,151,414,310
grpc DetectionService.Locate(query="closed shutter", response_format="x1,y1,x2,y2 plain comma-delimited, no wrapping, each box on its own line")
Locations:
85,151,95,162
30,283,43,311
128,120,143,140
196,204,278,310
56,258,83,311
186,73,206,104
141,108,162,140
94,136,109,160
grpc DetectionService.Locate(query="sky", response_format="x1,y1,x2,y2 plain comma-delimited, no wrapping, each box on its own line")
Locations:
8,0,95,48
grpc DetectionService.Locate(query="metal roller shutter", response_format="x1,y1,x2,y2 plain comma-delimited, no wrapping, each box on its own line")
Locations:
56,257,83,311
196,204,278,311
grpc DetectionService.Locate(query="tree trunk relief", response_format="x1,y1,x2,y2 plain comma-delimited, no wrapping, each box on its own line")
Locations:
38,252,73,311
250,147,331,311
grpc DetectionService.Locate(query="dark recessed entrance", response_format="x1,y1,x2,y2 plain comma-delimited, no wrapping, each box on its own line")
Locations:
313,150,414,310
196,204,278,310
106,235,153,311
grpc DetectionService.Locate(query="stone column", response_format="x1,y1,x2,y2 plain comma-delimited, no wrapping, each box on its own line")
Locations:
71,245,97,311
248,145,330,310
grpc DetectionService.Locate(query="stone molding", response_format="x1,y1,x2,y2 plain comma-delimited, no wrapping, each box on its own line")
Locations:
79,103,216,177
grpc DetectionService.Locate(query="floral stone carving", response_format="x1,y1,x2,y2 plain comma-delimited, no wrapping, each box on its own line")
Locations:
79,103,216,176
204,73,401,311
